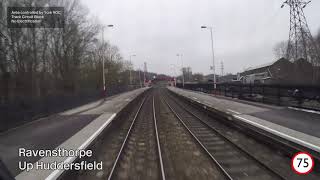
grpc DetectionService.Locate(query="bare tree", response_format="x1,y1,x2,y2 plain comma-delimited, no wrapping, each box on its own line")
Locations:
1,0,134,103
273,41,288,59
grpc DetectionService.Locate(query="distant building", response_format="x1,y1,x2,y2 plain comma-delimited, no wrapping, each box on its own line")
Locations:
182,67,192,82
239,58,316,85
204,74,219,82
218,74,237,83
203,73,236,83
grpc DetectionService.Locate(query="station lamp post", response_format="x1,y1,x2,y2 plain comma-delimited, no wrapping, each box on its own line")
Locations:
201,25,216,90
102,24,114,94
176,53,185,88
129,54,136,85
138,68,142,88
170,64,178,86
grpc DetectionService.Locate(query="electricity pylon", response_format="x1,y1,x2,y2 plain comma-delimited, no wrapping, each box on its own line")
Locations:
221,61,224,76
281,0,319,63
281,0,320,83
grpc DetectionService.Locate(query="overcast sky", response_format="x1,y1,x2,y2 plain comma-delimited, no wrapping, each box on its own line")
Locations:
81,0,320,76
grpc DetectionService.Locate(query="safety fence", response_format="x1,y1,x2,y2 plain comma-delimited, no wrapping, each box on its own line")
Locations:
0,85,139,132
177,83,320,110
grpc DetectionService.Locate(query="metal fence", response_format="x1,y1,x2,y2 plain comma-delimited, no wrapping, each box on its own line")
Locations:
177,83,320,110
0,85,139,132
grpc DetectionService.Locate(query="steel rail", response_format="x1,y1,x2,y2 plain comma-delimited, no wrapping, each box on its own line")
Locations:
165,91,286,180
168,90,320,162
160,95,233,180
107,97,146,180
152,96,166,180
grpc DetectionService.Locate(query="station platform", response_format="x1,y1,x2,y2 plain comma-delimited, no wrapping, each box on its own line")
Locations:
168,87,320,154
0,88,148,179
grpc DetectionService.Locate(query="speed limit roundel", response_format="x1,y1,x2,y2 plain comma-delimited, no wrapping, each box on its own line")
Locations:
291,152,314,175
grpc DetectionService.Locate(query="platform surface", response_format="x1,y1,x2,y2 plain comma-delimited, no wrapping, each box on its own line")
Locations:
168,87,320,153
0,88,147,178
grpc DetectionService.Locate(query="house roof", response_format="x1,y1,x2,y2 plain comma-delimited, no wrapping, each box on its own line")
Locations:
244,60,277,72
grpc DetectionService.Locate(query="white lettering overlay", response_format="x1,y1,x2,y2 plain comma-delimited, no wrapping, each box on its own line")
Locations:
18,148,101,171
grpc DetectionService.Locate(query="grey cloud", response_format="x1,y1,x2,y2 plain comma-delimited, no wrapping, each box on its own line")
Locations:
81,0,320,75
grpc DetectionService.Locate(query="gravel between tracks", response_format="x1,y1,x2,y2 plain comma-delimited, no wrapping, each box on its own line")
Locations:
165,90,320,180
111,94,160,180
62,88,320,180
154,90,226,180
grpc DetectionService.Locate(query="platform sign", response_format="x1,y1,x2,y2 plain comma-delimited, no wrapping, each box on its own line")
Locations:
291,152,314,175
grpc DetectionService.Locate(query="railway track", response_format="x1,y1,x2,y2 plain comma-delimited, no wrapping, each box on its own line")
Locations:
108,94,165,180
67,90,228,180
161,90,286,180
63,88,319,180
109,90,226,180
154,89,227,180
164,90,319,180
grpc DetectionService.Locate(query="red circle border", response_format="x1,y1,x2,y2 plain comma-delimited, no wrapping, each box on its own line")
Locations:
291,152,314,175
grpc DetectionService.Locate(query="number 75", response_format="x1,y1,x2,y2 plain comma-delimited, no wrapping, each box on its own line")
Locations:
297,158,309,168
